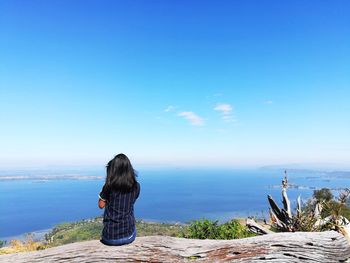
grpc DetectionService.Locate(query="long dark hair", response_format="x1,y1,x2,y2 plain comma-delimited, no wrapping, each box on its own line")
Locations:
105,153,137,192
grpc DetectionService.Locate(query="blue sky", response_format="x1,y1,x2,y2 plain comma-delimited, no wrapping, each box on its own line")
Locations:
1,1,349,168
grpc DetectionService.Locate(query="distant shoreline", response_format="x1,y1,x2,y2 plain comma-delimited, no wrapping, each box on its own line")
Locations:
1,169,350,182
0,175,103,181
0,228,52,243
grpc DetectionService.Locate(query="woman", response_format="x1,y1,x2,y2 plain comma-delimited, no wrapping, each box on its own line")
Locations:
98,153,140,246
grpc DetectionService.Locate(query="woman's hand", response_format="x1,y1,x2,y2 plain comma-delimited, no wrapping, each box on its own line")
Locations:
98,198,106,209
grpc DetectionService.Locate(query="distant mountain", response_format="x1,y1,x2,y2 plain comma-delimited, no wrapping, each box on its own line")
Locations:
260,163,350,173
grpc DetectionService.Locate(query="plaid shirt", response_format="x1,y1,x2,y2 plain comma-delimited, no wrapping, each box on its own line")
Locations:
99,182,140,240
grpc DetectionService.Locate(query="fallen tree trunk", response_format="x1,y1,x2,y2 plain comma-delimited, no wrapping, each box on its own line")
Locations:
1,231,349,262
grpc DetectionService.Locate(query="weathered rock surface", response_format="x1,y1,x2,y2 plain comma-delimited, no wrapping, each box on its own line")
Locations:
1,231,349,262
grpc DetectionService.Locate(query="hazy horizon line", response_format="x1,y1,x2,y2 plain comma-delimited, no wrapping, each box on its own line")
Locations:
0,162,349,171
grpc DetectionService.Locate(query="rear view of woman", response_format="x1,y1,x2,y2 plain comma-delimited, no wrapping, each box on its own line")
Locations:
98,153,140,246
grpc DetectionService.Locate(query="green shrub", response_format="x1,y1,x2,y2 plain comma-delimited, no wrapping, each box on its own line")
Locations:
186,218,219,239
216,220,255,239
0,240,6,248
322,200,350,220
183,218,254,240
313,188,333,202
305,188,350,221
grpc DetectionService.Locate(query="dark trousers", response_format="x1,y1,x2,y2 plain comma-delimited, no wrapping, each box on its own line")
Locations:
100,228,137,246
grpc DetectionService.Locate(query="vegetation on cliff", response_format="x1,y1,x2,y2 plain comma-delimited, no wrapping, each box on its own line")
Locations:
0,218,188,254
268,174,350,235
45,217,189,247
180,218,255,240
0,234,46,255
44,217,255,247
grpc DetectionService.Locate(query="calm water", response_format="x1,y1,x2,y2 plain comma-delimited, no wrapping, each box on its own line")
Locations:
0,168,348,239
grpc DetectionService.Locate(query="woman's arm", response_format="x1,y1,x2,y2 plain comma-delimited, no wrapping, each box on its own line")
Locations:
98,184,110,209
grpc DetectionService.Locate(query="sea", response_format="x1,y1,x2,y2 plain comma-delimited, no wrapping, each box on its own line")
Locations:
0,168,349,241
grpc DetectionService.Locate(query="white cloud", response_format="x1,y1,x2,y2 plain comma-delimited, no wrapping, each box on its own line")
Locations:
214,103,235,122
214,103,232,115
178,111,204,126
164,105,175,112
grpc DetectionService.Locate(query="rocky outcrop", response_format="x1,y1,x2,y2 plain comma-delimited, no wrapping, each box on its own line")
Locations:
1,231,349,262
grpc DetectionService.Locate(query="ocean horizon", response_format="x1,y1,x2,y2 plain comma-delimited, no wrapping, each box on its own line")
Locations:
1,168,349,241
